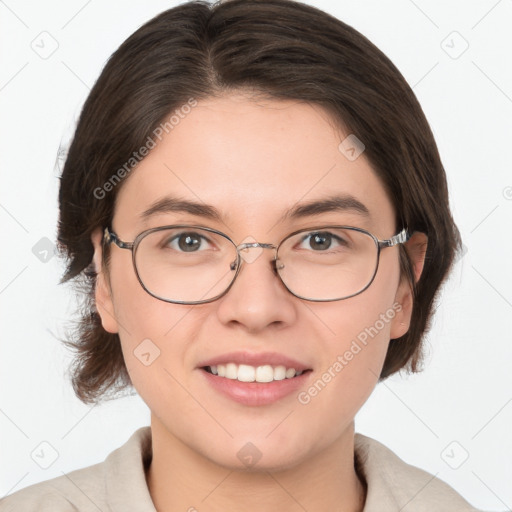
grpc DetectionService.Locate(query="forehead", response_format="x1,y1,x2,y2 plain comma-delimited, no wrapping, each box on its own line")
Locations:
113,94,395,236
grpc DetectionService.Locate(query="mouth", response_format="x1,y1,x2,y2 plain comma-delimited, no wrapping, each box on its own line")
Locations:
202,363,312,383
199,360,313,406
197,351,313,405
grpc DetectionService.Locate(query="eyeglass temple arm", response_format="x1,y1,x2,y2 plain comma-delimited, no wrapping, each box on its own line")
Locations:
103,227,134,250
379,227,410,248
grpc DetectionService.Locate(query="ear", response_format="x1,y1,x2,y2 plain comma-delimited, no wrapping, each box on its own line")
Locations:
91,228,119,334
390,231,428,339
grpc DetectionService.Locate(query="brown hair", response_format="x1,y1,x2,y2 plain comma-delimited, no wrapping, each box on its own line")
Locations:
57,0,461,404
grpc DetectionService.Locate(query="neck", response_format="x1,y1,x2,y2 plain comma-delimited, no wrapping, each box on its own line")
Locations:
146,416,366,512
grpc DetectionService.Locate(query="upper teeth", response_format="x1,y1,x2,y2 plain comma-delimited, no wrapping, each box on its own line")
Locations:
208,363,303,382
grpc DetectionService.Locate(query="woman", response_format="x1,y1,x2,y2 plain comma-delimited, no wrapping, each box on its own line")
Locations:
1,0,481,510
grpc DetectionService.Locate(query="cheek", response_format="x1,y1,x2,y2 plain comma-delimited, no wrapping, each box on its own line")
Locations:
108,254,183,338
319,249,401,353
299,253,402,412
107,257,197,386
112,293,203,430
292,302,394,451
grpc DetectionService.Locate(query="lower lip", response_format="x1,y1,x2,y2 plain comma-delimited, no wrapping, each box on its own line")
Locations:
199,368,312,406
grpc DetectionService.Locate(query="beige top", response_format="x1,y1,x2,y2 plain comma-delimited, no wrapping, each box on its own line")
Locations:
0,427,480,511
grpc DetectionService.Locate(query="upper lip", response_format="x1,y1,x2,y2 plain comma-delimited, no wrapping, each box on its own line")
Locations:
197,351,312,372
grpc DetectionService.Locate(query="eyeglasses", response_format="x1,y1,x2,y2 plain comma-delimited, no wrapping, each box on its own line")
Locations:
103,224,410,304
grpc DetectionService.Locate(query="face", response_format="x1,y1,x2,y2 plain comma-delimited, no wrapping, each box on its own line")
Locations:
92,92,416,471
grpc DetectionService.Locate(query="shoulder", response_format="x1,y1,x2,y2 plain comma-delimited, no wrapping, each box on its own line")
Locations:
0,427,154,512
354,433,482,512
0,461,106,512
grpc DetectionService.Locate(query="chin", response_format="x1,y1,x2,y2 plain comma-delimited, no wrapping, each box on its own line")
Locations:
198,437,313,473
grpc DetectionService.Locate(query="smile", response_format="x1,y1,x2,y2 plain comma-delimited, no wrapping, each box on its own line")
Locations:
204,363,306,382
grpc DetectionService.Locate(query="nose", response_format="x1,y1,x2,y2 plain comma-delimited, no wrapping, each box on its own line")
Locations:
215,243,297,333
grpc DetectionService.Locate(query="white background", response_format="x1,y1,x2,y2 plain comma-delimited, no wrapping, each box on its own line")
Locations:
0,1,511,510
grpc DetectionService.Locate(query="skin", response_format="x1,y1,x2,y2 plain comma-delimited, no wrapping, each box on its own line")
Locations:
91,92,427,512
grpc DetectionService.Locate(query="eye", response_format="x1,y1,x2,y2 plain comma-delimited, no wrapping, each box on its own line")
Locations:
297,231,349,251
164,231,214,252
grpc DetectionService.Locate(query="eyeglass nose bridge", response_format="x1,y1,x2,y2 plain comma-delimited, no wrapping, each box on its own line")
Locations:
229,241,281,270
237,241,276,251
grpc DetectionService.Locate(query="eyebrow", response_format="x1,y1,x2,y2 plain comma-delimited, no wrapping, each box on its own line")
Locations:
140,193,371,223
